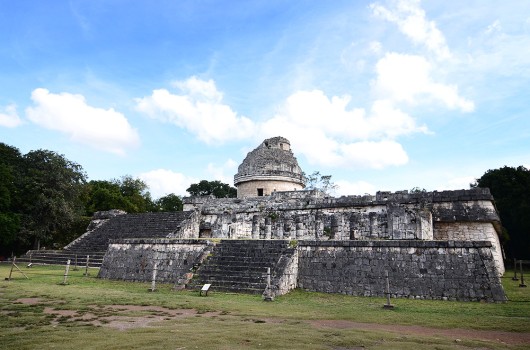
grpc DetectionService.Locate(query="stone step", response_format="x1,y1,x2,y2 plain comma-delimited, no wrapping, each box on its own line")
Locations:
188,279,266,293
196,266,271,275
204,257,281,265
185,240,289,294
191,272,266,282
187,284,264,294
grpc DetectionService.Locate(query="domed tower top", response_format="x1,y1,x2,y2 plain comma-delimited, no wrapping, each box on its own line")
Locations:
234,136,305,198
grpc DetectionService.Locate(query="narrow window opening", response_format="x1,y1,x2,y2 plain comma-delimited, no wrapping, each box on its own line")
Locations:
257,188,264,196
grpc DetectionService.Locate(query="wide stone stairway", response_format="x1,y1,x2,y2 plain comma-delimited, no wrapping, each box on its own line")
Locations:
188,240,293,294
15,211,194,268
65,211,194,252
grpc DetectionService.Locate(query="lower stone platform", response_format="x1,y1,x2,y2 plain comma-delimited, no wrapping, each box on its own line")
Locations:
97,238,506,302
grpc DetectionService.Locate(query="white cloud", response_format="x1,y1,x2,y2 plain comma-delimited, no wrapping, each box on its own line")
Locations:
373,52,475,112
260,89,416,169
371,0,451,60
206,158,238,185
485,20,502,35
0,104,22,128
26,88,139,155
136,76,255,144
138,169,198,198
442,175,476,191
335,180,377,196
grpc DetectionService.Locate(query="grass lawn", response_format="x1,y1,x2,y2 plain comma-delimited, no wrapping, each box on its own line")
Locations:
0,263,529,350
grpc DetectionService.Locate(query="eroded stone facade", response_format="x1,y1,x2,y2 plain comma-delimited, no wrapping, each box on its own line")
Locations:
234,136,305,198
183,188,504,275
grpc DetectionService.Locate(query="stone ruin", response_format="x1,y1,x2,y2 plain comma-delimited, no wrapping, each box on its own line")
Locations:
75,137,506,301
234,136,305,198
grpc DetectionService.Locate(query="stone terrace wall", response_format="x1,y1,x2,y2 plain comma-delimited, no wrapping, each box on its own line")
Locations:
98,239,212,285
297,240,506,302
434,222,504,275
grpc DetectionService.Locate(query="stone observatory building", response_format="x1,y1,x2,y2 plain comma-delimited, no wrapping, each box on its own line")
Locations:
24,135,506,302
234,136,305,198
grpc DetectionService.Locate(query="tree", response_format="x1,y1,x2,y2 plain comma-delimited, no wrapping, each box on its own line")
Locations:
152,193,183,212
84,176,154,215
0,143,23,257
19,150,87,250
472,166,530,259
186,180,237,198
303,171,338,195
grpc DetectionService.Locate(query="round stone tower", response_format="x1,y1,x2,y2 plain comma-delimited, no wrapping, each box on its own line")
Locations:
234,136,305,198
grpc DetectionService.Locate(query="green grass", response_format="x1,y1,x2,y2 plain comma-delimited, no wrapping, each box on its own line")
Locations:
0,264,529,350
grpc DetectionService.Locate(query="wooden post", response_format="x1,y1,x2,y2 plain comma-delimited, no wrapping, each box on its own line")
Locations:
519,260,527,288
73,254,79,271
148,263,158,292
512,258,519,281
383,270,394,309
83,255,90,276
5,257,28,280
6,257,16,281
61,259,71,285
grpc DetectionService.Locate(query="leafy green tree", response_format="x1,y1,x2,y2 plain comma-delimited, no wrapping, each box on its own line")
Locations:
84,180,127,214
0,143,23,257
19,150,87,250
473,166,530,259
152,193,183,212
84,176,154,215
303,171,338,195
186,180,237,198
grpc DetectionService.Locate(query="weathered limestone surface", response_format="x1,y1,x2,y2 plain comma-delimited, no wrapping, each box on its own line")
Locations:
297,240,506,302
182,188,503,274
434,222,504,275
65,211,199,252
97,238,506,302
234,136,305,198
264,246,298,299
98,239,211,284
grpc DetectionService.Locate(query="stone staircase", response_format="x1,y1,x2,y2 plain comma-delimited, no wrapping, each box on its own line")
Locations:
188,240,293,294
15,250,105,268
65,211,193,252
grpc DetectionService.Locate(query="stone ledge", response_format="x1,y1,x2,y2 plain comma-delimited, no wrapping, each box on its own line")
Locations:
108,238,213,245
298,240,493,248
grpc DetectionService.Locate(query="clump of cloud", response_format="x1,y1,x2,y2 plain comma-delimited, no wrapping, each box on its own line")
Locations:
26,88,140,155
335,179,377,196
260,90,418,168
0,104,22,128
135,76,255,144
373,52,474,112
370,0,451,60
138,169,198,198
206,158,238,185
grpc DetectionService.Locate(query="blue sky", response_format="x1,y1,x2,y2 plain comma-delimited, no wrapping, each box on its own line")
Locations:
1,0,529,198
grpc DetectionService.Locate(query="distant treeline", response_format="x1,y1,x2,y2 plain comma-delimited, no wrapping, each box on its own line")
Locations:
0,142,183,257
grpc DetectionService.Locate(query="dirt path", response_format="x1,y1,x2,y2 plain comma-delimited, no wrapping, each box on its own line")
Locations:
310,320,530,346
